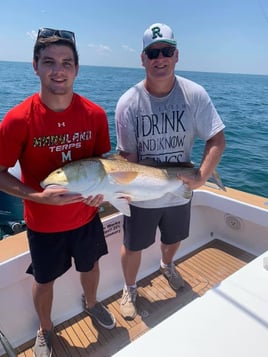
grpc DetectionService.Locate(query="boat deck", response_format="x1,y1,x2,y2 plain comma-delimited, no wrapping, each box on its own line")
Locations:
8,238,255,357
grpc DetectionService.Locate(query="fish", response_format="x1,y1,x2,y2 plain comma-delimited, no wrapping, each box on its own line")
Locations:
0,330,17,357
40,156,225,216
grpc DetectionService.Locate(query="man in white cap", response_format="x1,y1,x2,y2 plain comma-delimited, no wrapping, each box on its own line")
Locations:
115,23,225,319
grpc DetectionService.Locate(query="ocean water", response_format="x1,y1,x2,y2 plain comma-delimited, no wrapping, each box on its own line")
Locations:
0,60,267,198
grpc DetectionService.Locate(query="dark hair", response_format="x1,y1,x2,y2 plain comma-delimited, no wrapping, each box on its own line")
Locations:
33,36,79,65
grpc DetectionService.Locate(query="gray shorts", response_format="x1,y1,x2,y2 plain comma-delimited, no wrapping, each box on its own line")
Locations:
123,201,191,251
26,215,108,283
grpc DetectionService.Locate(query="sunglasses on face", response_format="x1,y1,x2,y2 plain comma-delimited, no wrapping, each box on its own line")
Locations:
37,28,76,44
145,46,176,60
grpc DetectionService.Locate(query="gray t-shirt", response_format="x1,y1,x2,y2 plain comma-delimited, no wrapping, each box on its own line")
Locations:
115,75,225,208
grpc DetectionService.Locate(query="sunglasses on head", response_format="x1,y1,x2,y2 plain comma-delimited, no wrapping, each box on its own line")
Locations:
37,28,76,44
145,46,176,60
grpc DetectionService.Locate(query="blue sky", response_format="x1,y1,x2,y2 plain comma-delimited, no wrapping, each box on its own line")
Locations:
1,0,268,75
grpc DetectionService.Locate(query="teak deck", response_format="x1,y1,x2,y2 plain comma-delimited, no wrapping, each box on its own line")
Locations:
7,239,255,357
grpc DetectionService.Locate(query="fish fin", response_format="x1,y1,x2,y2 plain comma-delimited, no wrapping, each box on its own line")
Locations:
211,170,226,191
139,158,158,166
104,153,127,161
158,161,195,168
110,197,131,216
109,171,139,184
139,159,195,168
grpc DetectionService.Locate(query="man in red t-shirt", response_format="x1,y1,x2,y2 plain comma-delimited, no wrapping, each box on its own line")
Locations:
0,28,115,357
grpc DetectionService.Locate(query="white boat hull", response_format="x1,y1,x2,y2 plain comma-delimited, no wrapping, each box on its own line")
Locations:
0,187,267,355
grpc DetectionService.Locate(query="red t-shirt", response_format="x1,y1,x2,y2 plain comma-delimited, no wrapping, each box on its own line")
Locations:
0,93,111,232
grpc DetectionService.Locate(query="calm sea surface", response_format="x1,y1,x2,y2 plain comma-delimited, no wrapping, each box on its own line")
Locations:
0,61,267,198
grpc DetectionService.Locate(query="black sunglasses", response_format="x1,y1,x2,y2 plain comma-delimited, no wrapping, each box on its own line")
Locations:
37,28,76,44
145,46,176,60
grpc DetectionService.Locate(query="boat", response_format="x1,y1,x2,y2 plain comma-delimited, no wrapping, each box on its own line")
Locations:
0,182,267,356
0,163,25,240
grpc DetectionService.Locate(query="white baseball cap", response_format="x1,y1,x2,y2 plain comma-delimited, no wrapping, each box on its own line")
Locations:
142,23,177,50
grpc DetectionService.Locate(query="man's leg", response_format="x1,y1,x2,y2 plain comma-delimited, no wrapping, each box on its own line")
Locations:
80,261,99,308
120,244,142,319
81,261,116,329
160,241,180,265
32,280,54,331
32,280,54,357
121,244,142,286
160,241,184,290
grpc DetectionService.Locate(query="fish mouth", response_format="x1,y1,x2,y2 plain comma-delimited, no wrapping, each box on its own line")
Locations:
40,181,65,189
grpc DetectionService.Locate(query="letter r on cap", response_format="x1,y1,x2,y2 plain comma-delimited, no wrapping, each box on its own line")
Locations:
151,26,163,39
